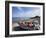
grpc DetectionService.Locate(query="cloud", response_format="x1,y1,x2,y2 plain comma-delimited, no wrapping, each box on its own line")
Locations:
17,7,24,13
17,7,22,11
13,8,40,17
12,7,40,17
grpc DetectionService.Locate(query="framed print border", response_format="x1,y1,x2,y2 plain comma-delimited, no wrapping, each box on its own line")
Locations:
5,1,45,37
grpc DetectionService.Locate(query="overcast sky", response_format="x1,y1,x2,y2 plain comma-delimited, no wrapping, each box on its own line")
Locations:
12,7,40,18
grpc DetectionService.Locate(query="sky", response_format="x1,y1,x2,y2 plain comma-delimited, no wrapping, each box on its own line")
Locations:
12,7,40,18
